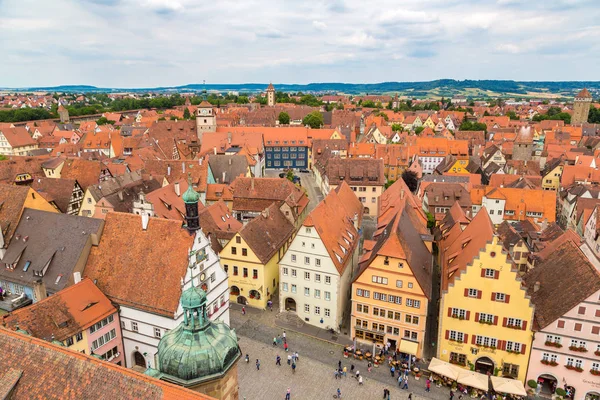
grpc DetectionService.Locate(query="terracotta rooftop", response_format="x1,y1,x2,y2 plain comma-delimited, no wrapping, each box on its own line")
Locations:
0,184,35,247
4,278,116,342
325,158,386,186
524,240,600,330
0,127,36,148
60,159,104,191
0,327,213,399
31,177,78,213
84,212,194,317
576,88,592,99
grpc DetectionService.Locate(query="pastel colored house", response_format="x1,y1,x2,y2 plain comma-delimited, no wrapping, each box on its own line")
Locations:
4,278,125,365
524,240,600,400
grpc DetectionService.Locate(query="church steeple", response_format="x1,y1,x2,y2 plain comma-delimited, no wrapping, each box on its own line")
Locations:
182,174,200,233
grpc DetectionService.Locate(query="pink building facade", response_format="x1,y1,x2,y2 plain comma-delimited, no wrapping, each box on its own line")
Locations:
86,311,125,366
527,289,600,400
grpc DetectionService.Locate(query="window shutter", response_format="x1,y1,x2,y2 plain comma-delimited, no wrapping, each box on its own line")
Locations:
475,312,480,322
493,316,498,325
466,311,470,320
481,269,486,277
557,320,565,329
445,330,450,340
520,344,526,354
502,317,507,327
505,295,510,303
463,334,468,344
491,292,496,301
499,340,506,350
464,288,469,297
448,307,453,317
494,270,500,279
592,326,600,335
471,335,476,345
477,290,482,299
522,321,528,331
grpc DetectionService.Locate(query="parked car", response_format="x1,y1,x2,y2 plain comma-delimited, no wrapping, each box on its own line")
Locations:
299,169,310,173
278,172,286,178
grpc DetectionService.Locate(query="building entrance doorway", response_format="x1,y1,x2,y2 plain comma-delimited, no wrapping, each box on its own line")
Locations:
474,356,494,375
285,297,296,312
537,374,558,396
237,296,247,305
133,351,146,368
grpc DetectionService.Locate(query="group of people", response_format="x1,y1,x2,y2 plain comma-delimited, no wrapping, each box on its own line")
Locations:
335,360,363,385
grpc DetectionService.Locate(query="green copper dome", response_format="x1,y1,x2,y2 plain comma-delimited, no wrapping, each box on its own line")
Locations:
180,285,207,309
156,285,240,383
182,175,200,204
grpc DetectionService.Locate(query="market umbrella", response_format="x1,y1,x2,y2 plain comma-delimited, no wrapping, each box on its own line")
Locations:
490,376,527,396
427,358,461,381
457,370,489,391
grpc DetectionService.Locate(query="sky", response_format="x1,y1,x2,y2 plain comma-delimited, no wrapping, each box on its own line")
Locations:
0,0,599,88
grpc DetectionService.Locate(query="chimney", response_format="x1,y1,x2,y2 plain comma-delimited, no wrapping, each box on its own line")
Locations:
222,171,226,183
117,191,124,201
228,158,232,165
353,212,359,229
32,279,47,302
182,162,186,173
141,214,150,230
73,271,82,284
262,207,270,218
533,281,541,292
167,165,171,176
214,146,217,155
174,181,181,196
90,233,99,246
401,189,405,199
228,132,232,144
251,178,254,190
199,158,203,166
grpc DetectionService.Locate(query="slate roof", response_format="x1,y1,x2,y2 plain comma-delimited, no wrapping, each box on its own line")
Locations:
207,154,249,184
524,240,600,330
0,327,213,399
87,170,144,202
0,209,103,293
98,179,161,214
4,278,115,342
84,213,194,317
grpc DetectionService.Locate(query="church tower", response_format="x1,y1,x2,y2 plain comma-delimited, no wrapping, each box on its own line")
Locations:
572,88,593,125
183,175,200,233
266,83,275,107
196,100,216,143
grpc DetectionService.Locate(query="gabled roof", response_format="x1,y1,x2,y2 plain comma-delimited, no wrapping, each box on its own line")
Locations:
0,327,213,399
60,159,104,191
0,184,35,247
357,206,433,299
84,213,194,318
238,203,295,264
4,278,115,342
524,240,600,330
31,177,78,213
576,88,592,99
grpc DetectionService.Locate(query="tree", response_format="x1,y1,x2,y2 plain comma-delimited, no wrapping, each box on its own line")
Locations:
391,123,403,132
183,108,191,119
376,111,389,121
426,212,436,230
401,169,419,193
459,121,487,131
414,126,425,135
302,111,323,129
96,117,110,125
506,111,519,120
588,106,600,123
285,169,294,182
278,112,290,125
385,179,396,189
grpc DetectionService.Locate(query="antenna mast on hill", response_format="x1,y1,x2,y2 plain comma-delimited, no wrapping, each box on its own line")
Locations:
202,79,207,101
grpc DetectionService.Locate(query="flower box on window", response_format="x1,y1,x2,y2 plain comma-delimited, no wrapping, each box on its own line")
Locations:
590,370,600,376
569,346,587,352
541,360,558,367
506,324,521,330
595,351,600,357
564,365,583,373
545,341,562,348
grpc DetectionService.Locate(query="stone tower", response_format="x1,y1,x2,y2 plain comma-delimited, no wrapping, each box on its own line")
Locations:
572,88,592,125
145,285,241,400
266,83,275,107
57,104,69,123
183,174,201,233
196,100,216,143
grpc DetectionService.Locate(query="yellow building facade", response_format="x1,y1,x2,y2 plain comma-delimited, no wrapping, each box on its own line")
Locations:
542,164,563,191
437,236,534,382
23,188,60,213
447,158,471,174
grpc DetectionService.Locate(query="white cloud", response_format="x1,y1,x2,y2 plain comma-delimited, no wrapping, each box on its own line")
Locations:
0,0,598,86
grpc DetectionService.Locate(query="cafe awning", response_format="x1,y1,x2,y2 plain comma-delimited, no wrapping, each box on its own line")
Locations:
427,357,462,381
398,339,419,356
457,370,489,391
490,376,527,396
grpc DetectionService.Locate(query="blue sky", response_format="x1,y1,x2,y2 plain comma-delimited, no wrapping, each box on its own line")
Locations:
0,0,599,87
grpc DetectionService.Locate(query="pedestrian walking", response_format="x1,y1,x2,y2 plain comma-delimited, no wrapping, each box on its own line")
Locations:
292,362,296,373
450,390,455,400
242,306,246,315
284,342,289,352
285,387,291,400
350,364,355,372
334,369,339,379
343,366,347,377
426,378,431,392
256,359,260,370
409,393,413,400
367,362,372,373
398,375,402,386
294,351,299,361
245,354,249,363
273,337,277,346
267,300,273,311
276,355,281,366
355,370,360,379
358,375,363,385
383,388,389,399
283,330,286,340
402,377,409,390
287,354,292,365
390,366,395,377
337,388,341,398
338,360,342,369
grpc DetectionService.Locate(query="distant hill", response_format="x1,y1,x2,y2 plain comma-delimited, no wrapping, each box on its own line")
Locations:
3,80,600,97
